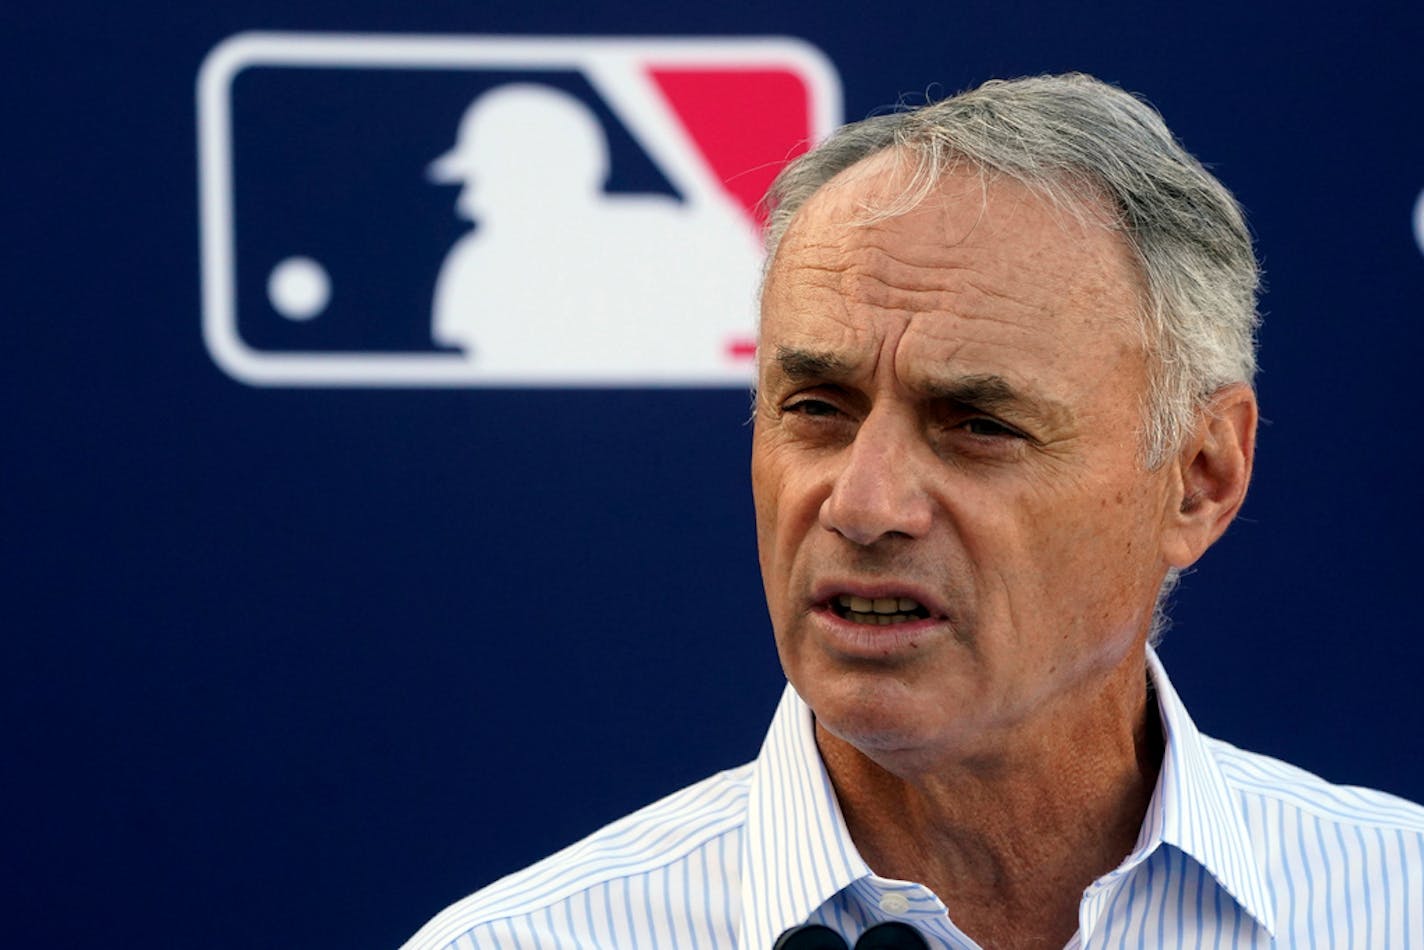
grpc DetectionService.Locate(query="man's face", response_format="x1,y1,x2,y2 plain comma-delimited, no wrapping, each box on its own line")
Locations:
752,154,1179,765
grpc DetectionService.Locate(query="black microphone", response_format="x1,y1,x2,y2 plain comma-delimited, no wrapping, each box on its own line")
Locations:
773,922,930,950
854,922,930,949
772,924,848,950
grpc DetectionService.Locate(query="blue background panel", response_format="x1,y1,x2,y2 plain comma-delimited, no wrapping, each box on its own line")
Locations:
6,2,1423,947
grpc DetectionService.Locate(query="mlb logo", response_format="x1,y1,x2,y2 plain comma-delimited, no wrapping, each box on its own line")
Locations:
197,33,842,386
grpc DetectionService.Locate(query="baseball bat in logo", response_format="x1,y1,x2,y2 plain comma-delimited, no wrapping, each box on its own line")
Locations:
196,33,842,387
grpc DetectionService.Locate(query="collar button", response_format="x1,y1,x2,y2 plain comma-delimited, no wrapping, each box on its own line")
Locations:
878,892,911,915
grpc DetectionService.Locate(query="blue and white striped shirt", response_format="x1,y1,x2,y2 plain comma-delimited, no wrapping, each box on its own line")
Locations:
404,649,1424,948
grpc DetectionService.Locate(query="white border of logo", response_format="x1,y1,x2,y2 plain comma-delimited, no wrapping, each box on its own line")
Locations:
196,31,842,387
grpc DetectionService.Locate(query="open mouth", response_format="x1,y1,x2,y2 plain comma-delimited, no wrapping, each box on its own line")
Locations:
829,594,931,626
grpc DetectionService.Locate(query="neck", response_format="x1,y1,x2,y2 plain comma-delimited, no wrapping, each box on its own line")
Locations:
817,651,1163,949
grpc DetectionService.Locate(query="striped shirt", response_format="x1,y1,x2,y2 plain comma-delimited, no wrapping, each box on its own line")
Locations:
403,649,1424,948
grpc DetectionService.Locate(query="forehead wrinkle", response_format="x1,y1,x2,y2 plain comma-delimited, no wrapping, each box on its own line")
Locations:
860,176,1141,323
764,159,1150,417
825,224,1094,334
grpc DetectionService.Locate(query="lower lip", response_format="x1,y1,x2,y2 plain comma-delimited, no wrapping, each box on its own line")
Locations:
810,605,946,659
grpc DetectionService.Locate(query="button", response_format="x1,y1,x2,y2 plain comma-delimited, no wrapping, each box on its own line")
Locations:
878,892,910,915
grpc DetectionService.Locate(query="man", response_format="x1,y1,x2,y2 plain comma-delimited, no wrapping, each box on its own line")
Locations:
405,73,1424,949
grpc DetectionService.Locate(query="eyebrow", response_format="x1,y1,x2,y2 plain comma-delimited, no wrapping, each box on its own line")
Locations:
773,345,850,382
925,374,1074,431
772,346,1072,431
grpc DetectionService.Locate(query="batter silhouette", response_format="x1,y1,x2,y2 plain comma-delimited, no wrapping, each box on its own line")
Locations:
428,83,760,377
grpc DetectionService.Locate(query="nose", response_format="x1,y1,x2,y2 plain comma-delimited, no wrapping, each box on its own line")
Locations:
818,410,933,546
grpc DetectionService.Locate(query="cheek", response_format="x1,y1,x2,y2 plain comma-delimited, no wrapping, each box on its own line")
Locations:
750,448,783,547
753,443,824,545
1033,479,1166,632
750,449,800,603
948,470,1160,623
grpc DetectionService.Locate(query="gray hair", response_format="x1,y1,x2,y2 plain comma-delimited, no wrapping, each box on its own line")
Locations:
764,73,1260,470
762,73,1261,642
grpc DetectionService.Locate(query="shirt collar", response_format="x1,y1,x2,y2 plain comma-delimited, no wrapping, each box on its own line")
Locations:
1141,646,1276,935
738,649,1276,947
737,682,869,950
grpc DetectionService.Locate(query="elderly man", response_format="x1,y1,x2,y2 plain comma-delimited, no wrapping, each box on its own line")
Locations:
405,74,1424,949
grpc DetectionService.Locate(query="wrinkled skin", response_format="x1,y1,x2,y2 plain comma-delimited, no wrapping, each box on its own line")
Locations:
757,156,1175,764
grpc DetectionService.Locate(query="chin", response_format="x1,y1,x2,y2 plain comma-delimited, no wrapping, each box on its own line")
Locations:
796,666,950,758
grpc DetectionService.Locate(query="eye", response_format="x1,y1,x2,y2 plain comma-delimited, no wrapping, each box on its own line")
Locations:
960,417,1024,438
784,398,842,418
962,418,1019,438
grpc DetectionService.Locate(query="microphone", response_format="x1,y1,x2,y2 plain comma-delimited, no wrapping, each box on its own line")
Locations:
773,922,930,949
855,922,931,949
773,924,847,950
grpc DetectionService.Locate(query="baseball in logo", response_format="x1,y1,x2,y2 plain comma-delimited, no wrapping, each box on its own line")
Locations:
197,33,842,386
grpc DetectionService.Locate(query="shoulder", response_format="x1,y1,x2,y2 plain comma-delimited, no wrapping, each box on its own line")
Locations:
401,763,754,950
1206,735,1424,835
1206,734,1424,931
1201,734,1424,905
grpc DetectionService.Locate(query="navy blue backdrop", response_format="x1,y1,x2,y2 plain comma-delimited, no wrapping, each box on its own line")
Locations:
7,2,1423,947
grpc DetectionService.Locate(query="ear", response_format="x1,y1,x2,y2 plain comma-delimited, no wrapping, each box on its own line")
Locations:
1160,383,1258,569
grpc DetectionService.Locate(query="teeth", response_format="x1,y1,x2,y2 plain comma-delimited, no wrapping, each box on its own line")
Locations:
837,594,925,615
